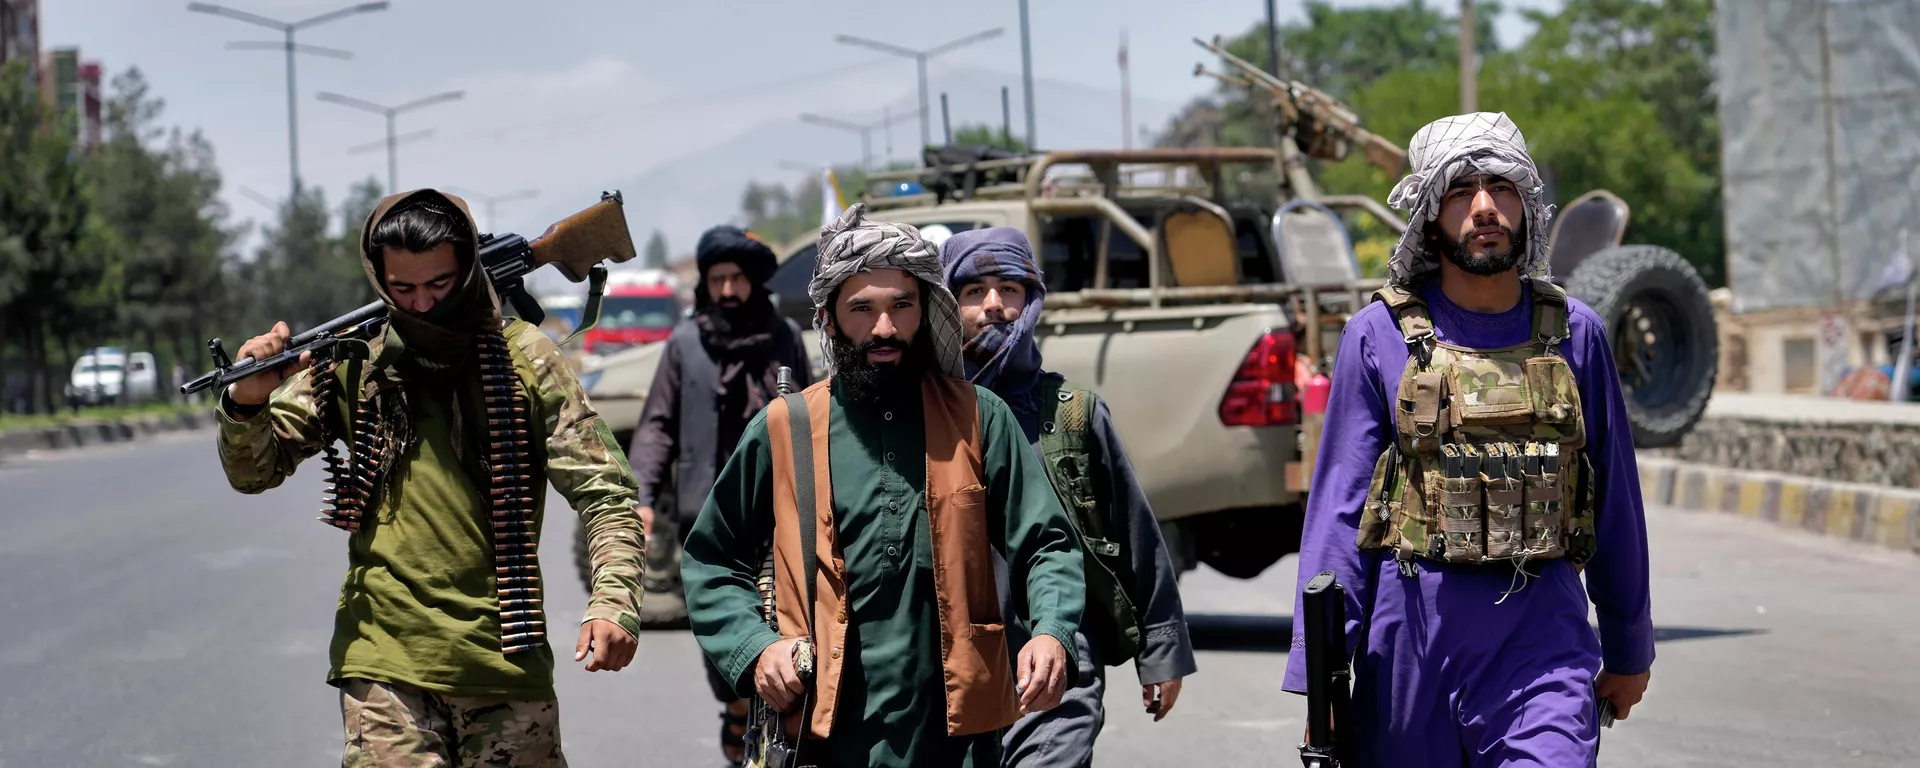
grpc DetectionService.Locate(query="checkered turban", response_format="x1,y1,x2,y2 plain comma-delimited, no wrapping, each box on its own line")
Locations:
1384,112,1554,286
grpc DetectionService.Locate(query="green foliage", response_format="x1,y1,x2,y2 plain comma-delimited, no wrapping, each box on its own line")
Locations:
940,124,1030,153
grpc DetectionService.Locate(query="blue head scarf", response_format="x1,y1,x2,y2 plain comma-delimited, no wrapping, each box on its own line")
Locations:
939,227,1052,415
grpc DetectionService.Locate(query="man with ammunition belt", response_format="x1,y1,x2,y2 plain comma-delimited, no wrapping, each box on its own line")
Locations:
214,189,645,766
938,227,1196,767
1283,114,1653,766
626,224,812,765
681,205,1087,767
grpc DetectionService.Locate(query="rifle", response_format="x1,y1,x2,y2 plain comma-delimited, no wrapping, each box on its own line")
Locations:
1300,570,1354,768
743,364,808,768
181,191,636,396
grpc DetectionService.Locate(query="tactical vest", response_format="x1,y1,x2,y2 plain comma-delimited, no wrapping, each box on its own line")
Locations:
308,317,550,656
1034,377,1144,667
1356,278,1598,574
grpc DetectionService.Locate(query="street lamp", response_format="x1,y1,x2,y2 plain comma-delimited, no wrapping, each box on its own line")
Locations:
318,89,466,193
444,187,540,234
799,108,919,171
187,2,389,202
834,27,1005,152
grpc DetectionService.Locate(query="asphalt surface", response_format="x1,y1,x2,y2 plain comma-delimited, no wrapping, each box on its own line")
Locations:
2,432,1917,767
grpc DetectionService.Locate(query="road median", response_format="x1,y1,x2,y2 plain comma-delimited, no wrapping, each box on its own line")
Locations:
0,408,212,462
1640,454,1920,557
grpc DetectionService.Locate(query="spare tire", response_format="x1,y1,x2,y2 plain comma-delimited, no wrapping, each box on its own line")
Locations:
1562,245,1718,448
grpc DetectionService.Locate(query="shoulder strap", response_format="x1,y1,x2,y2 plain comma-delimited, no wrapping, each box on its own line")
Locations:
780,392,819,634
1527,276,1571,345
1372,282,1435,367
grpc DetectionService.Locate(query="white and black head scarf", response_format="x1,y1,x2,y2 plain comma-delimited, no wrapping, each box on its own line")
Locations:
1384,112,1554,286
808,203,967,379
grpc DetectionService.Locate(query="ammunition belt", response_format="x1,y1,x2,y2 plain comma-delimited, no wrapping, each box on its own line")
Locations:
478,329,544,655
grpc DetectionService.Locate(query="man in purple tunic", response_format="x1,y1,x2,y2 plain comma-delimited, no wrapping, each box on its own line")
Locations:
1281,112,1654,767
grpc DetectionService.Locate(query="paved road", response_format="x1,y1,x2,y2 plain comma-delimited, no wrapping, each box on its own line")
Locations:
2,432,1918,767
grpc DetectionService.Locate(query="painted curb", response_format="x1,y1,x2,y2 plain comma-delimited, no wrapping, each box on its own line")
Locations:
0,409,212,463
1639,456,1920,557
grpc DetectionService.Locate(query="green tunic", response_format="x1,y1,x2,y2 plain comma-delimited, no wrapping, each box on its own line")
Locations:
682,381,1085,767
214,322,646,700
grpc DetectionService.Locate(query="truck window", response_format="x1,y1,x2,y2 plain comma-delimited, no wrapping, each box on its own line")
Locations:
769,244,819,327
598,296,679,331
1040,208,1282,291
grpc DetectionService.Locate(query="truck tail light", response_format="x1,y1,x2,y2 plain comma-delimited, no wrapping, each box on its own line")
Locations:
1218,329,1298,427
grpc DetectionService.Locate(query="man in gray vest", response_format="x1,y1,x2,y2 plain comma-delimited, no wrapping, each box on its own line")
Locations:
940,226,1196,767
628,224,811,766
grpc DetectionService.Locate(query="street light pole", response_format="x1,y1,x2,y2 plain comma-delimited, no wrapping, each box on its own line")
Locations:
188,2,389,202
801,110,918,171
1019,0,1036,150
835,27,1005,154
318,89,465,192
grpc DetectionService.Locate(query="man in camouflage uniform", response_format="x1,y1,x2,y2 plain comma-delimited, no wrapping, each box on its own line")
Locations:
215,189,644,767
1283,114,1652,767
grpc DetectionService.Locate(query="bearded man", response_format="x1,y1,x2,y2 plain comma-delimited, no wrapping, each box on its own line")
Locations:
1283,113,1653,767
627,224,812,764
215,189,643,766
681,205,1087,767
939,227,1196,767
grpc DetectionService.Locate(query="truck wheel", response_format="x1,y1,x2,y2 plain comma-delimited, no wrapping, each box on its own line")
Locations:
1562,245,1718,448
1188,506,1303,580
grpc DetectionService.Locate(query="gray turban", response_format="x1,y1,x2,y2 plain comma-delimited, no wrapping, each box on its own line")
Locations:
1384,112,1554,286
808,203,966,380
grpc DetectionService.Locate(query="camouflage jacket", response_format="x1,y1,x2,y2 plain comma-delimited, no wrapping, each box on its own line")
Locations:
216,321,645,642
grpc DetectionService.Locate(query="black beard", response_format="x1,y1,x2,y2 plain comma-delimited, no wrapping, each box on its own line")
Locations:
829,333,921,405
1441,224,1523,276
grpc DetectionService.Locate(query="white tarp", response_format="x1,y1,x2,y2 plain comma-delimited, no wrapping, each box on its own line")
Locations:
1718,0,1920,314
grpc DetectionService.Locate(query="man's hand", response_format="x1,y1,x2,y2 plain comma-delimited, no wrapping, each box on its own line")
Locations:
1016,634,1069,714
755,638,809,712
1595,668,1651,720
1143,678,1183,722
574,618,636,672
637,506,655,540
228,321,311,407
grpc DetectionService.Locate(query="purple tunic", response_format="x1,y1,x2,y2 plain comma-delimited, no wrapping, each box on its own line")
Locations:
1281,280,1654,767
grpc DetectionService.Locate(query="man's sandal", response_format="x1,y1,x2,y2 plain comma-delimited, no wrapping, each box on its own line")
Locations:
720,704,748,766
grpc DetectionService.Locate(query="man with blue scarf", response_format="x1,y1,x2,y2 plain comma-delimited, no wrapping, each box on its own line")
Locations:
940,227,1197,767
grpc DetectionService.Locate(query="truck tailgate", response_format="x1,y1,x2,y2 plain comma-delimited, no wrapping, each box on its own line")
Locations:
1035,303,1300,521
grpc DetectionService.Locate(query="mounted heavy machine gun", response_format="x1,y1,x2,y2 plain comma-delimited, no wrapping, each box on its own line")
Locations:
183,191,635,396
1193,36,1407,188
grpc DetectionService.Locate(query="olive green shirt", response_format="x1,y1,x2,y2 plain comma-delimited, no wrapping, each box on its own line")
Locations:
682,381,1085,767
214,322,644,699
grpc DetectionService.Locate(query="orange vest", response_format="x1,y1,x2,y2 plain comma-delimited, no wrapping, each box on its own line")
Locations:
765,373,1022,739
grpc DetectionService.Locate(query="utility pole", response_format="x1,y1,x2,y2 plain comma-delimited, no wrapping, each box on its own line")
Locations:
1459,0,1478,113
188,2,389,202
1267,0,1281,77
801,109,917,171
1019,0,1037,150
1119,31,1133,150
835,27,1005,154
318,89,465,193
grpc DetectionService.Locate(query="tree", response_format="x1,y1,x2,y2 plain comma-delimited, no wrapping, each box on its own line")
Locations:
644,230,668,269
943,124,1029,153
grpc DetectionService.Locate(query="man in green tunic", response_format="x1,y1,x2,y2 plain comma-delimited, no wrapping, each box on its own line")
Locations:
214,189,645,767
682,204,1087,767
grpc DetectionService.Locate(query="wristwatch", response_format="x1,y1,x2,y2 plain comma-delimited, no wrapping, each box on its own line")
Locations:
791,637,816,680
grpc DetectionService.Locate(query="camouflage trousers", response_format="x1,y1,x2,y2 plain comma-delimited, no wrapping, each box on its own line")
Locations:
338,678,568,768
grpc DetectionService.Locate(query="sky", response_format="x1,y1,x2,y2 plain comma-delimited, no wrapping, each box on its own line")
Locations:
45,0,1560,292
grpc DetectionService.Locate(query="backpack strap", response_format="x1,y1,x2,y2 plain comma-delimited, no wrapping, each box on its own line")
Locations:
1373,283,1435,368
1527,277,1571,348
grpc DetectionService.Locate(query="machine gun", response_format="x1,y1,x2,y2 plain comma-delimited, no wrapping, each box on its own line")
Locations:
182,191,635,396
1299,570,1354,767
1192,35,1407,177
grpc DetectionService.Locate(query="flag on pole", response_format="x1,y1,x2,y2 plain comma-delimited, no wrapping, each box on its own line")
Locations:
822,167,848,227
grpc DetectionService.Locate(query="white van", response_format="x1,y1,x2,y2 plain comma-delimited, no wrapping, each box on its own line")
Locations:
65,347,157,407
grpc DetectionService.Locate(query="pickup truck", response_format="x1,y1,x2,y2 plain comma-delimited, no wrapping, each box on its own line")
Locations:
583,147,1385,582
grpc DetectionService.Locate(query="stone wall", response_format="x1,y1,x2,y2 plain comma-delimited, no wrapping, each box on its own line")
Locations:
1676,416,1920,490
